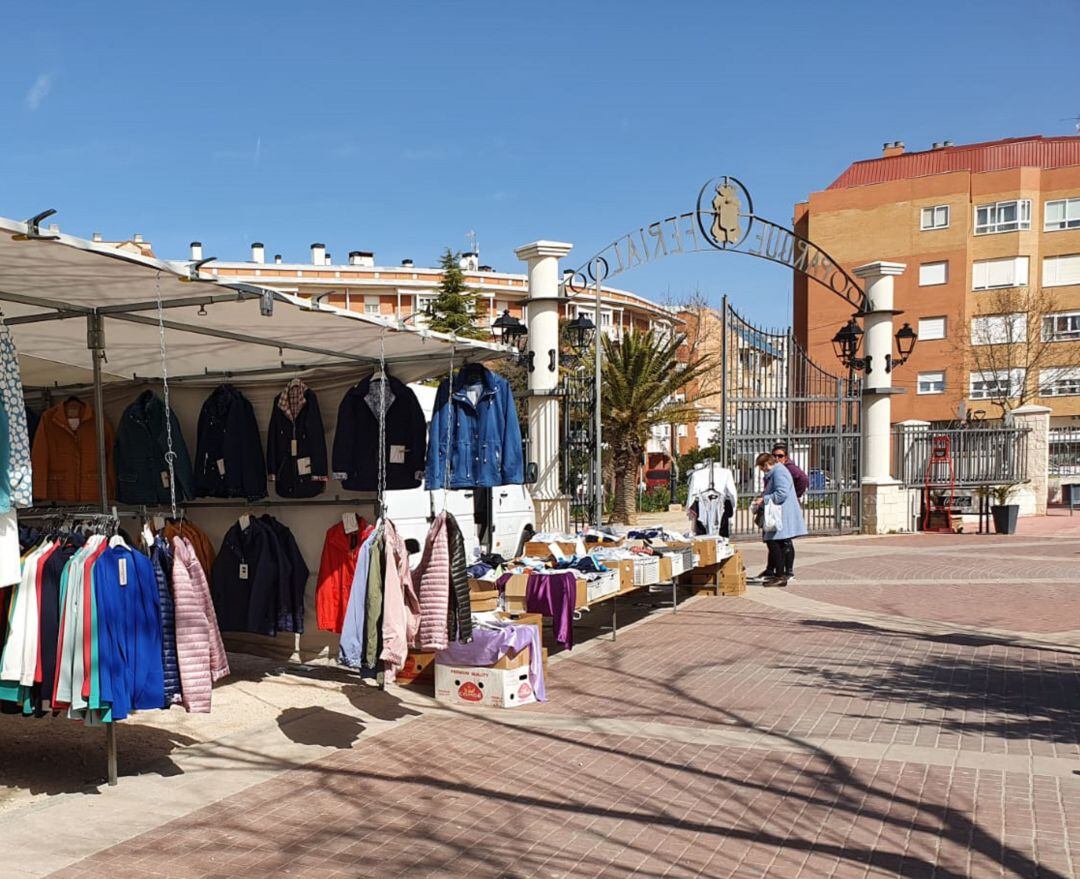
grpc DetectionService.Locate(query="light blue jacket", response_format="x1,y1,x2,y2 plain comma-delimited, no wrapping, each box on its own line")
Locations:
762,463,808,542
425,365,524,489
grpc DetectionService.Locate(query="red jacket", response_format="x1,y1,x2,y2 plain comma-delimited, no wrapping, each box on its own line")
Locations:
315,518,373,633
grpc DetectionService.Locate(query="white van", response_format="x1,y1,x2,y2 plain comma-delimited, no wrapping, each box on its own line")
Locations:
384,384,536,564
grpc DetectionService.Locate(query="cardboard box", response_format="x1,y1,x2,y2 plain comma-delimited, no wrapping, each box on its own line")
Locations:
396,650,436,686
523,540,578,559
693,538,719,566
657,556,673,582
503,574,586,611
586,570,620,603
633,556,660,586
471,595,500,612
468,577,500,593
435,663,536,709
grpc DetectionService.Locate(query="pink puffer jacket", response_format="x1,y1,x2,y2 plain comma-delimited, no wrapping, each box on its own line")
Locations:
171,536,230,712
412,513,450,651
380,520,420,675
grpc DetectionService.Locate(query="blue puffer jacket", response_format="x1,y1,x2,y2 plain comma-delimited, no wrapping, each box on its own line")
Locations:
425,364,524,489
151,537,182,707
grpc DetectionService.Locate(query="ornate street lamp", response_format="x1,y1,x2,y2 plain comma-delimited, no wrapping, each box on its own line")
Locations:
491,309,528,355
564,312,596,358
887,322,917,372
831,317,918,374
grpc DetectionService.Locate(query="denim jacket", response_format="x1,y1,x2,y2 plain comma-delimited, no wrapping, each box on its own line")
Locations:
424,365,524,489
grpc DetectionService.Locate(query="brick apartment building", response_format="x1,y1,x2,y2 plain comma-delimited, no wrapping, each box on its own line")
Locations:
794,135,1080,427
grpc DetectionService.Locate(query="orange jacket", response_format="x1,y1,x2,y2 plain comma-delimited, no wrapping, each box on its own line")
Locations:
31,400,116,503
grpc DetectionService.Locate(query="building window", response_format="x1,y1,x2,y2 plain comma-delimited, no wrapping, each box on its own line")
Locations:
1039,367,1080,397
1042,253,1080,288
969,368,1025,400
974,199,1031,234
414,294,437,317
918,316,947,341
363,295,380,316
972,256,1028,291
971,313,1027,346
918,261,948,286
917,371,945,395
920,205,949,230
1043,310,1080,342
1044,197,1080,231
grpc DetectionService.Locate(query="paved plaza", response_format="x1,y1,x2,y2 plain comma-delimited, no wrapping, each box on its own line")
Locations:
2,516,1078,878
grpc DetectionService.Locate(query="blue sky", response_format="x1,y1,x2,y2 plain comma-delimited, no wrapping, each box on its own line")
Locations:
3,1,1078,325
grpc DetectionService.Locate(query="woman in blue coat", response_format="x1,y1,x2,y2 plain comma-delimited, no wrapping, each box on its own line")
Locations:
752,451,807,586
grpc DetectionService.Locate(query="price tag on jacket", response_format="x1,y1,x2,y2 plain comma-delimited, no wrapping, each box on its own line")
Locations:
160,471,171,488
153,515,165,530
239,563,249,580
216,458,226,476
290,439,298,457
239,514,251,531
142,525,155,547
118,558,128,586
343,512,359,534
389,445,406,464
297,456,312,476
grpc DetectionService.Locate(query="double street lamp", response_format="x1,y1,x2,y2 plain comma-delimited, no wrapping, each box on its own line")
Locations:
832,318,918,373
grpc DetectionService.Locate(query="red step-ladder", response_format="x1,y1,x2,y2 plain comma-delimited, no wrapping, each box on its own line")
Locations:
922,434,956,533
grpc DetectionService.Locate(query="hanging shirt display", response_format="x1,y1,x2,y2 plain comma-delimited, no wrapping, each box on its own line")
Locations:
687,463,738,537
0,313,32,509
332,373,426,491
31,399,116,503
266,379,329,499
193,384,267,500
210,515,308,637
115,390,195,505
425,364,524,489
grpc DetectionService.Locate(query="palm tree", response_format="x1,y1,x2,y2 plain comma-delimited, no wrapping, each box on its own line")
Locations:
601,328,716,524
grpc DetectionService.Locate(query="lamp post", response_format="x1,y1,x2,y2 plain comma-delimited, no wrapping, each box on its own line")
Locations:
491,309,528,356
831,317,919,375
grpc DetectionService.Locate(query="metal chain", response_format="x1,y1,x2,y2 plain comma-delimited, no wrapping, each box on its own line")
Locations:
155,271,178,519
442,341,456,499
376,330,388,525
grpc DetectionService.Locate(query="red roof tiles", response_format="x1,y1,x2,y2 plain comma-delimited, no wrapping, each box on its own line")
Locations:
827,135,1080,190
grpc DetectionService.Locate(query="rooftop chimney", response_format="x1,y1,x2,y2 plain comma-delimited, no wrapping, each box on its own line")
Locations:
274,254,282,264
460,251,479,271
310,242,325,265
133,233,143,243
349,250,375,267
251,242,265,263
943,140,955,147
190,241,203,261
882,141,906,158
479,264,493,272
92,232,102,242
324,253,333,266
401,258,414,268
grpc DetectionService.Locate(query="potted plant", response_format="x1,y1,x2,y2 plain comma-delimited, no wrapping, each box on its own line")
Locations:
990,483,1020,535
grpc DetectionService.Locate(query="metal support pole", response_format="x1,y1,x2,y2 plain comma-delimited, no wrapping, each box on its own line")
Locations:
611,592,617,641
87,313,118,787
593,261,603,528
720,295,728,464
672,575,678,613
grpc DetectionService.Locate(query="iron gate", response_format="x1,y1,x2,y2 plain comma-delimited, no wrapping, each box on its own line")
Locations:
720,301,862,536
561,366,596,529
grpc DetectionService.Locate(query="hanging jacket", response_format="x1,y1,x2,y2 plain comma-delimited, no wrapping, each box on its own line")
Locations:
161,519,216,579
315,518,374,633
445,512,472,644
333,374,427,491
266,380,329,499
211,517,287,636
380,520,419,676
259,514,309,634
425,364,524,490
31,399,116,503
337,528,378,669
94,544,165,721
0,397,10,514
115,390,195,505
412,513,450,651
0,316,32,508
171,536,229,713
193,384,267,500
150,537,182,706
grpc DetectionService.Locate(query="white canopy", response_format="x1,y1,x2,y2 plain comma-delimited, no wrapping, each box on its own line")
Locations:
0,214,507,387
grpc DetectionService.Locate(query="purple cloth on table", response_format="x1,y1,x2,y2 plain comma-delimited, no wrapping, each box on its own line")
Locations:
435,624,546,701
525,571,576,650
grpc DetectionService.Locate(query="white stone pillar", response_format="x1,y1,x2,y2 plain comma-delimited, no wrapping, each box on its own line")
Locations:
515,240,573,533
853,261,908,533
1011,404,1052,516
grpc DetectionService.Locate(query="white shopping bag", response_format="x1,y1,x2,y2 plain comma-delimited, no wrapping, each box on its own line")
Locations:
764,501,783,532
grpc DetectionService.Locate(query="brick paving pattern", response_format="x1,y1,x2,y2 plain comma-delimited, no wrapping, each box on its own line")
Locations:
40,526,1080,877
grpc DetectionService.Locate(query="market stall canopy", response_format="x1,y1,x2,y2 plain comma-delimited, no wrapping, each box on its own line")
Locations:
0,214,508,386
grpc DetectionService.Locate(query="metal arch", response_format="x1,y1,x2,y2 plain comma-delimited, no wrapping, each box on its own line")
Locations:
562,176,869,313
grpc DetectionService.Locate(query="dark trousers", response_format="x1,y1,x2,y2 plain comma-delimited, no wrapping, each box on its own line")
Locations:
765,538,795,576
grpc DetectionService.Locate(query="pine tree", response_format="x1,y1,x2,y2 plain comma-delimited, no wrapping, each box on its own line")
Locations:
428,249,487,339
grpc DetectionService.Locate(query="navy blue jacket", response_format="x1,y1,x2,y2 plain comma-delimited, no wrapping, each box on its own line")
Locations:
151,537,182,707
115,390,195,505
194,384,267,500
266,383,329,499
333,374,426,491
425,364,524,489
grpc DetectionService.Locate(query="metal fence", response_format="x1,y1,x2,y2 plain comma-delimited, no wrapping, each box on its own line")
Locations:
892,425,1030,488
1049,427,1080,477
